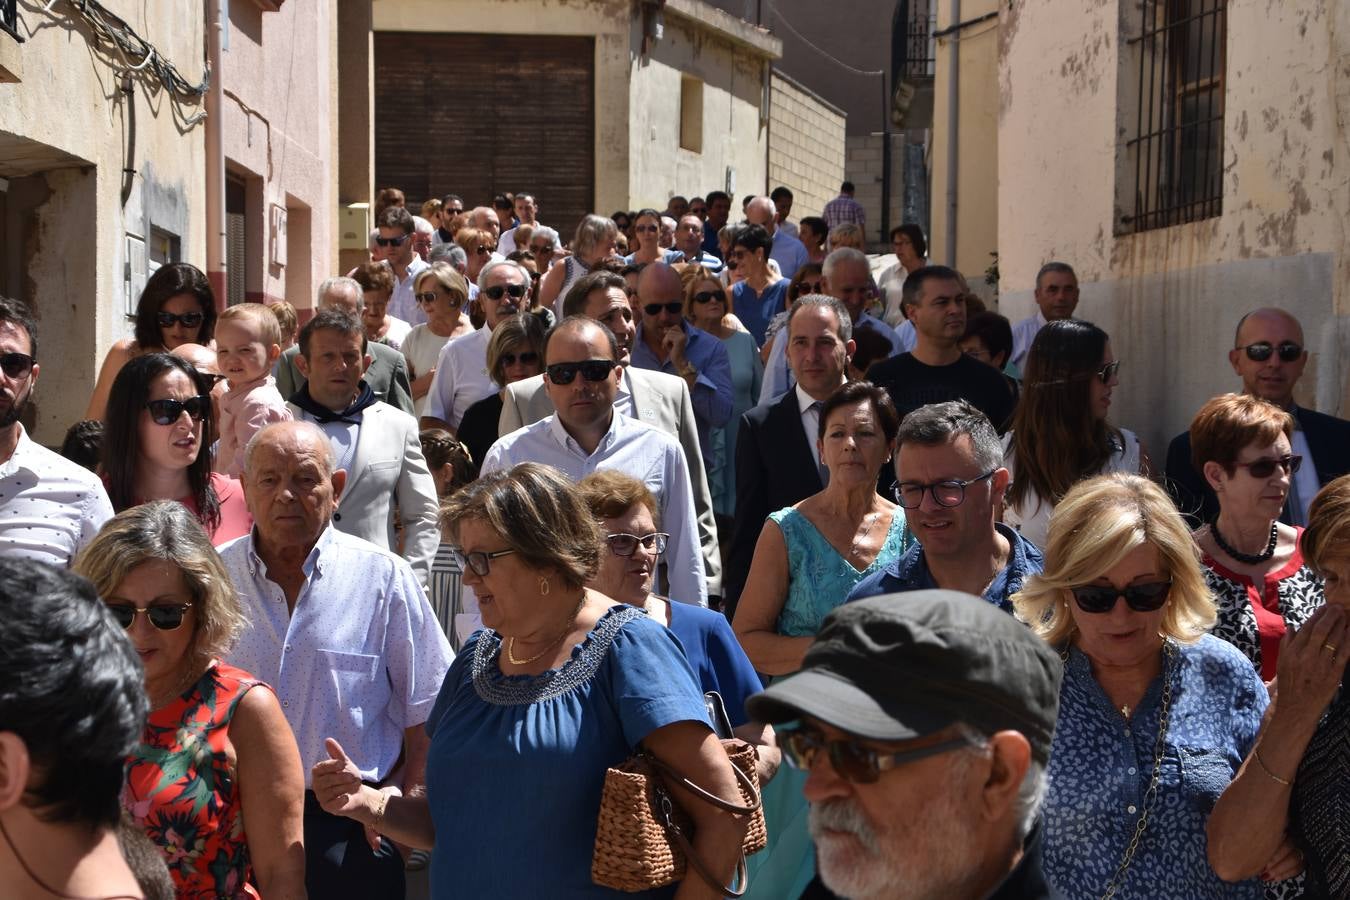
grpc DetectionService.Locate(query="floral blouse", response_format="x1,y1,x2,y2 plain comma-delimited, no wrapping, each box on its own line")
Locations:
122,662,265,899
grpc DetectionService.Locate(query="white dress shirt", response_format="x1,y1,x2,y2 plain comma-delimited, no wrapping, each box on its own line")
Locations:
1288,426,1320,525
0,426,113,567
425,325,497,427
390,257,430,327
1010,311,1047,371
481,412,708,606
220,525,453,786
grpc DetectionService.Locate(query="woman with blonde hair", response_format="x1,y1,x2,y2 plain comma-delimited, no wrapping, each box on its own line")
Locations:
74,501,306,898
454,226,498,287
538,213,621,313
825,222,865,253
1014,473,1275,898
403,263,474,417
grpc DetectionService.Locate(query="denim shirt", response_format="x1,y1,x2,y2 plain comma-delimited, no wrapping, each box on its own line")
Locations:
845,522,1041,613
1042,635,1267,899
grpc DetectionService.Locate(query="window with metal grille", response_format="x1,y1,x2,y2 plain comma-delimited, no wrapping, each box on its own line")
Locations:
1120,0,1226,233
902,0,936,77
1,0,20,41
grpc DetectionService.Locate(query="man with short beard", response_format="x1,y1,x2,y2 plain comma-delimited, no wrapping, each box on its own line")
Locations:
748,590,1064,900
0,297,112,566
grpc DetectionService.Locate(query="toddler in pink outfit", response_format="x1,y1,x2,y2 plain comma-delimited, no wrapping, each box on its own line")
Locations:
213,303,291,477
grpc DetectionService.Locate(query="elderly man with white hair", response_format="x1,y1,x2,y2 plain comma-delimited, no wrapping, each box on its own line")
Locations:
746,194,810,280
411,215,435,264
274,276,415,415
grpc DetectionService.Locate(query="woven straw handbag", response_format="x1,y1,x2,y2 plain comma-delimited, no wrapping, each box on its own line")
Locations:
592,737,767,895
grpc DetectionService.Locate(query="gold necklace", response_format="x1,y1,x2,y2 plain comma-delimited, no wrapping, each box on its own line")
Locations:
506,594,587,666
849,510,882,559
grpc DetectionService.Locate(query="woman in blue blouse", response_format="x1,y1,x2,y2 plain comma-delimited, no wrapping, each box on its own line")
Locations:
1014,473,1285,899
312,463,749,899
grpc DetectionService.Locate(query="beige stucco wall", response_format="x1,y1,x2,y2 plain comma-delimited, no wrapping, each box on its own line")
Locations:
768,70,845,221
929,0,998,278
0,0,206,442
997,0,1350,453
222,0,335,309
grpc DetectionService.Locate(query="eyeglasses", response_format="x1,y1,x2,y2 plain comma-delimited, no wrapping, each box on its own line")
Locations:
106,603,193,631
374,234,409,248
450,547,517,577
157,311,204,329
893,470,995,509
145,395,211,425
692,291,724,305
1070,581,1172,614
475,245,493,256
546,359,616,385
1233,454,1303,479
483,283,527,301
499,351,539,367
0,351,35,379
779,726,974,784
606,532,669,557
644,301,684,316
1095,361,1121,384
1237,341,1303,363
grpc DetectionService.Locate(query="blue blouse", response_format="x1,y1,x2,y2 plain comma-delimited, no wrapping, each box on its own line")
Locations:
1043,634,1267,899
667,600,765,727
732,280,789,346
424,605,711,898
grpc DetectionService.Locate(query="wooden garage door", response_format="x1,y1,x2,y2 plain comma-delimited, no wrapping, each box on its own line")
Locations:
374,32,595,242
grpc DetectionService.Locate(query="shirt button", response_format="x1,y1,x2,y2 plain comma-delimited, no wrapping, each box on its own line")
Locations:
1127,767,1137,775
1124,727,1131,736
283,701,290,708
1127,805,1137,814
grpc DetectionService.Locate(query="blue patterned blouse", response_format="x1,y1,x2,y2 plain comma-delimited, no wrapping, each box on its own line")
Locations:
1043,634,1268,899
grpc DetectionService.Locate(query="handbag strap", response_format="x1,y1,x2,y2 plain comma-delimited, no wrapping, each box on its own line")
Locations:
640,747,763,815
665,814,749,899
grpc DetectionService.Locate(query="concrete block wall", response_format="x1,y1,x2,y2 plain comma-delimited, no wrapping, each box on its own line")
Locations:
768,71,845,221
846,132,916,251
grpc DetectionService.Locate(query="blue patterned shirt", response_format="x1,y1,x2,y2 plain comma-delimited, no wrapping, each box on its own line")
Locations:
1043,634,1267,899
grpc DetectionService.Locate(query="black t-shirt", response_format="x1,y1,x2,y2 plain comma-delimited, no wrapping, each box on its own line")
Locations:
866,352,1017,433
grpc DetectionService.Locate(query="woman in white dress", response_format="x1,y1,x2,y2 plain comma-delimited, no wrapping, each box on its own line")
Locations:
1003,318,1151,548
402,263,473,418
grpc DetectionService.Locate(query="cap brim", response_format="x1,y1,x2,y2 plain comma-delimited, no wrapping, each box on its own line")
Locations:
746,668,955,742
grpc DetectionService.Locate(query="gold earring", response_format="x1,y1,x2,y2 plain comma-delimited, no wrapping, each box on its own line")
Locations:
539,576,550,596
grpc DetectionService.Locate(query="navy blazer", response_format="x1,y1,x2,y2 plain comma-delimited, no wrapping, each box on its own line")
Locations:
1164,404,1350,528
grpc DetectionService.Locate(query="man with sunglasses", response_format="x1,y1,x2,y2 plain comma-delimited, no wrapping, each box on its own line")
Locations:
1164,307,1350,527
847,401,1043,611
376,206,429,327
482,316,709,606
631,264,733,473
747,590,1063,900
432,193,464,245
0,297,113,567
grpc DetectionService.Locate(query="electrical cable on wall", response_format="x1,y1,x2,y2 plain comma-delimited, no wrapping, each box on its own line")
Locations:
765,0,883,77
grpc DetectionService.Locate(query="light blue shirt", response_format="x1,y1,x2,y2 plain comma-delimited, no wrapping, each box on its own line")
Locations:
482,412,707,606
630,322,733,471
769,228,810,280
390,257,430,327
220,525,454,786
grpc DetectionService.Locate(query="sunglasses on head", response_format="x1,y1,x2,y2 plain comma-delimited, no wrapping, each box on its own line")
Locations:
644,301,683,316
692,291,724,305
499,351,539,367
1070,580,1172,614
106,603,193,631
1095,360,1121,384
606,532,670,557
0,351,35,379
483,283,527,302
546,359,616,385
1238,341,1303,363
1233,453,1302,479
145,395,211,425
157,311,204,329
374,234,409,248
779,726,975,784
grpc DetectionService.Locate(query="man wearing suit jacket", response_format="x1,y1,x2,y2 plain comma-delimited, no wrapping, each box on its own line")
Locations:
1165,307,1350,527
287,308,440,586
498,269,722,600
726,295,854,618
275,276,416,417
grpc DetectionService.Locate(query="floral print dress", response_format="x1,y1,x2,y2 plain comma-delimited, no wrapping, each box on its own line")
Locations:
122,662,265,899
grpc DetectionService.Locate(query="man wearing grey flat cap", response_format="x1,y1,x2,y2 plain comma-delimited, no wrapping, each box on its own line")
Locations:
747,590,1064,900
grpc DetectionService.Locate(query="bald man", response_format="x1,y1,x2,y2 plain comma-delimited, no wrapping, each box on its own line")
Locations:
745,195,810,279
630,263,734,476
1165,308,1350,526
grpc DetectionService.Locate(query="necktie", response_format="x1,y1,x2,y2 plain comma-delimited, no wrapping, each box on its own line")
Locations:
810,402,829,487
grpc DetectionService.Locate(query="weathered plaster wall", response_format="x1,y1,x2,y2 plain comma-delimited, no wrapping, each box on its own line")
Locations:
768,70,846,221
998,0,1350,453
0,0,205,441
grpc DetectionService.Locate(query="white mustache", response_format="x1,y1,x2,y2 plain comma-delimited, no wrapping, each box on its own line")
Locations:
809,799,879,854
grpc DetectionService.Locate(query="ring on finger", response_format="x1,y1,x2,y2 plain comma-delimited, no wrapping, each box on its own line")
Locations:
1324,641,1338,654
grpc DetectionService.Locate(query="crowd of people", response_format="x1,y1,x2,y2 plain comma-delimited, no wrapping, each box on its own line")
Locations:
1,178,1349,900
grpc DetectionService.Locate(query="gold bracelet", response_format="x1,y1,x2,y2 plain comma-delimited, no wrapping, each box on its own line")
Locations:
369,788,390,828
1252,748,1293,787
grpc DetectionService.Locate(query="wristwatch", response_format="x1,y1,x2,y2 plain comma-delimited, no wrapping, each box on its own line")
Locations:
676,362,697,378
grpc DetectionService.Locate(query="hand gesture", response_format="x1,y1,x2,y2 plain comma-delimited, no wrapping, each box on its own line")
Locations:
662,326,688,363
311,738,384,850
1273,604,1350,731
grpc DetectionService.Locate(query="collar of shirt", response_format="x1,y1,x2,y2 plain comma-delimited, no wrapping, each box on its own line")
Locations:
795,382,823,417
223,371,274,398
547,404,621,458
0,424,34,479
884,523,1039,609
244,521,334,583
614,365,635,416
396,256,429,287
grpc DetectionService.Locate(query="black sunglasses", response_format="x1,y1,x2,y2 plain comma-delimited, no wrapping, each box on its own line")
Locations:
1234,454,1303,479
546,359,616,385
106,603,193,631
483,283,527,302
499,351,539,367
797,281,824,295
692,291,724,305
606,532,669,557
375,234,408,247
145,395,211,425
893,470,995,509
157,311,204,329
780,726,974,784
1238,341,1303,363
1095,361,1121,384
475,245,493,256
1070,581,1172,614
0,351,35,379
198,372,228,389
635,224,660,234
644,301,684,316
